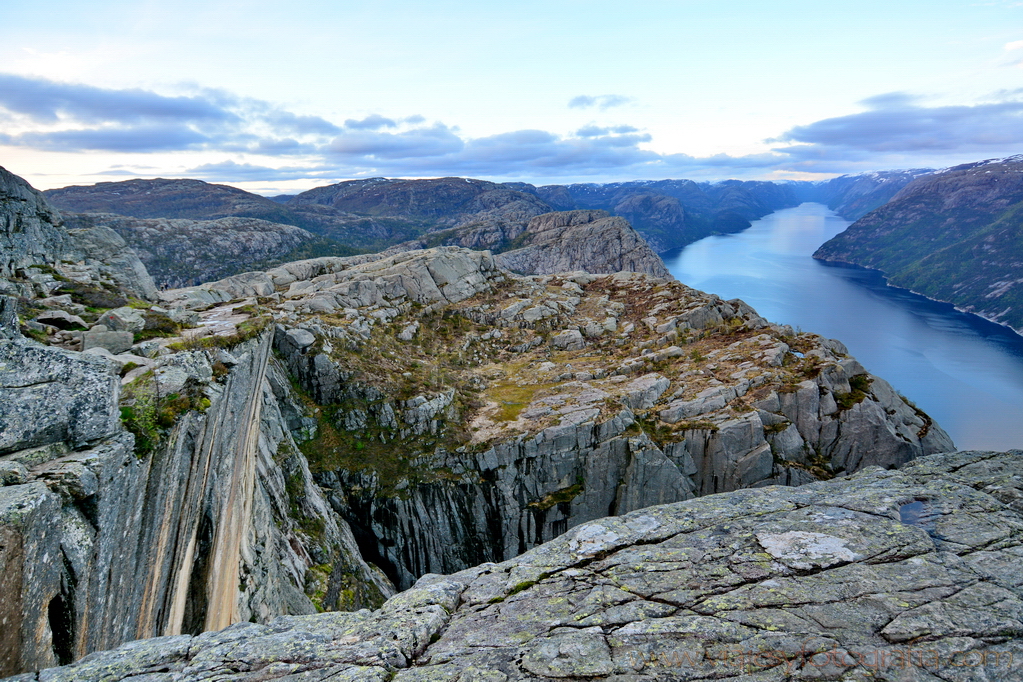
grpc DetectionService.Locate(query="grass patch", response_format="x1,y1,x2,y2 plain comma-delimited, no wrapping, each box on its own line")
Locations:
527,482,584,511
486,380,556,422
835,374,873,411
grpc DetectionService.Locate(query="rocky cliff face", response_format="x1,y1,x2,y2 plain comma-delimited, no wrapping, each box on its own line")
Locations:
13,448,1021,682
814,156,1023,334
492,210,669,278
247,247,949,590
1,166,157,304
0,331,393,676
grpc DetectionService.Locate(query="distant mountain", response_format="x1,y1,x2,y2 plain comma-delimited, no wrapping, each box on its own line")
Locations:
46,176,806,259
528,179,802,252
814,156,1023,334
799,169,934,220
45,178,300,225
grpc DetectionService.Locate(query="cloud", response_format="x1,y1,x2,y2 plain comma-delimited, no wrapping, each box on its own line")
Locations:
183,160,343,181
344,114,398,130
5,74,1021,184
568,94,633,110
326,123,464,159
576,124,640,137
10,125,211,152
0,73,235,125
775,95,1023,153
1005,40,1023,50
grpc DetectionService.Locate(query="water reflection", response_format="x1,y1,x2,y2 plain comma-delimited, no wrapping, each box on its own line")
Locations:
662,203,1023,451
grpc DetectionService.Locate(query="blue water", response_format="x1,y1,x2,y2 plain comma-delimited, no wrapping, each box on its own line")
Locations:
662,202,1023,451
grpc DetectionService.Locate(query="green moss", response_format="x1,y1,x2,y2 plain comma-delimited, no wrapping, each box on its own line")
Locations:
528,482,584,511
835,375,873,411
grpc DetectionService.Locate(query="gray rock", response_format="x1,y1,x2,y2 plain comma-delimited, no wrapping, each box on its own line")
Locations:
495,210,671,278
64,225,159,301
0,341,120,455
551,329,584,350
621,373,670,409
35,310,88,331
0,460,28,486
81,330,134,354
97,307,146,333
20,450,1023,682
0,166,69,280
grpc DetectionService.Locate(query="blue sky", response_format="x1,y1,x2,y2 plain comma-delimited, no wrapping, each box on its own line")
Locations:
1,0,1022,194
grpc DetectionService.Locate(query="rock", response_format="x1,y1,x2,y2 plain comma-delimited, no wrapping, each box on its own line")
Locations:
0,166,69,280
22,449,1023,682
60,213,320,289
64,226,159,301
0,295,19,340
0,341,120,455
0,460,28,485
35,310,88,331
551,329,584,350
621,373,670,409
397,322,419,341
285,328,316,349
495,210,671,278
81,330,134,354
97,307,146,333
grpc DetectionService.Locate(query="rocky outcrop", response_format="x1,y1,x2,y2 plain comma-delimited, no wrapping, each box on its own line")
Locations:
814,155,1023,334
0,330,393,677
0,166,70,280
1,167,156,303
494,210,670,278
16,448,1023,681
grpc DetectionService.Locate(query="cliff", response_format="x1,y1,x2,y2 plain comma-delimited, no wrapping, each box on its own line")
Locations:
11,448,1021,681
813,156,1023,334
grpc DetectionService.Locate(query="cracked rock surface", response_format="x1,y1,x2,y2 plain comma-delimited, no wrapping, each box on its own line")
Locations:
15,449,1022,681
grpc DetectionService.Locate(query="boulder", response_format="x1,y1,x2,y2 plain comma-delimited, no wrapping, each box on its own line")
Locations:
97,306,145,333
81,330,134,355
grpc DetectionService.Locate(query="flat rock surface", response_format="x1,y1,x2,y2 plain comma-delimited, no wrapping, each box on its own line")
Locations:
17,449,1023,681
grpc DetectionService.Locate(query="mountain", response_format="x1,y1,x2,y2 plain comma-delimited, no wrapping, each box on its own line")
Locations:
44,178,300,225
814,156,1023,334
531,178,802,252
44,176,807,265
1,167,956,676
798,169,934,220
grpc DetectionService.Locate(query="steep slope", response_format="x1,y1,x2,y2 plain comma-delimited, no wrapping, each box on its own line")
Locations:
814,156,1023,333
15,448,1022,681
1,166,157,303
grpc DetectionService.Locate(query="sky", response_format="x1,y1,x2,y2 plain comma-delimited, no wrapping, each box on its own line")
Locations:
1,0,1022,195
